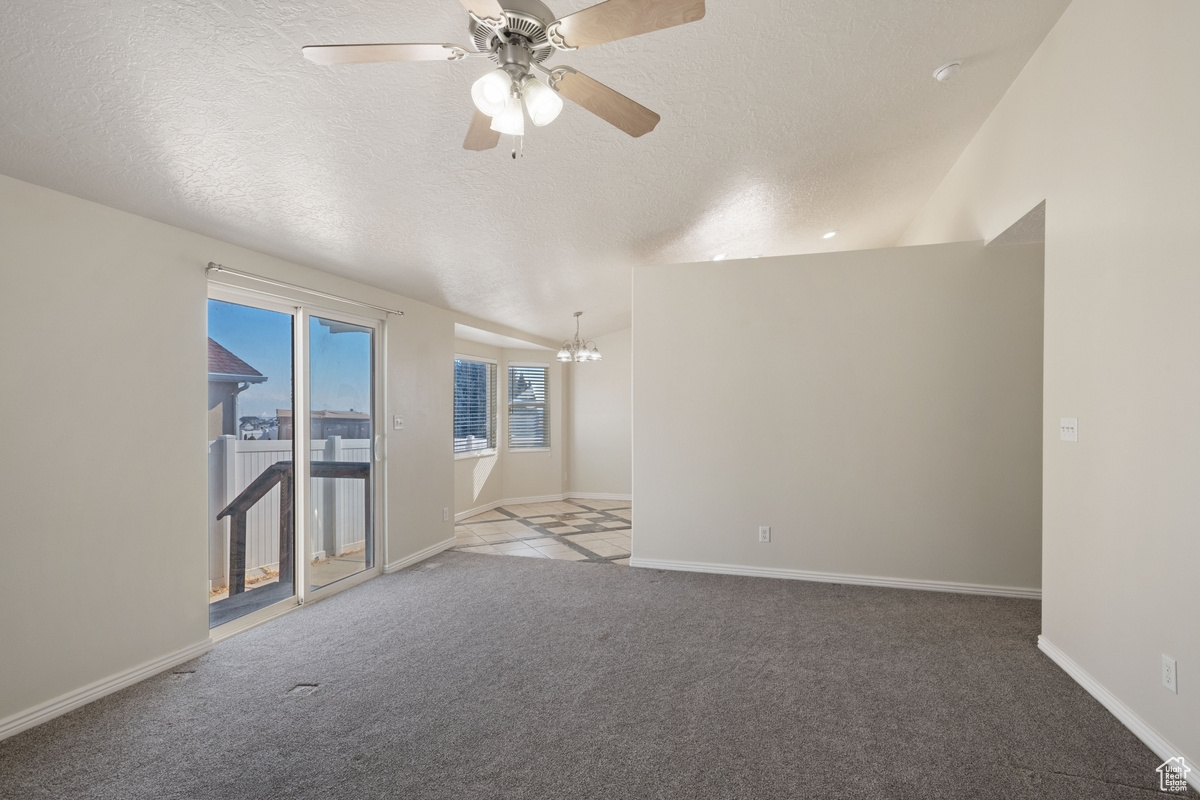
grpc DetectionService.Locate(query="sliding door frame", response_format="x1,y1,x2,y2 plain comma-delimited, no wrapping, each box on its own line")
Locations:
300,304,385,606
207,282,388,640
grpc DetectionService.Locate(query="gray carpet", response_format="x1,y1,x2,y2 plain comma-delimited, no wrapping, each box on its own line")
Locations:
0,552,1192,799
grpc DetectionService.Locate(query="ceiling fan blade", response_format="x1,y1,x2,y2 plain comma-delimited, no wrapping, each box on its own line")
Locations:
548,0,705,50
464,109,501,151
549,67,660,137
302,43,469,65
458,0,507,28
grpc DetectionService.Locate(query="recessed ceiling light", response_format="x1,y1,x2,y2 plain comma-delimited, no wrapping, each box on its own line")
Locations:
822,231,838,240
933,61,963,83
713,253,727,261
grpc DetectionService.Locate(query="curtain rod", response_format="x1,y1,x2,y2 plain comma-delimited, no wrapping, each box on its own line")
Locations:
205,263,404,317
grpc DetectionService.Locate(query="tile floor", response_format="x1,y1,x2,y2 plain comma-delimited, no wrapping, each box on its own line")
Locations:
452,499,632,564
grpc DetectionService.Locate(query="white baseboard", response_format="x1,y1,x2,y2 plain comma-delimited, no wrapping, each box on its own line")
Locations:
627,556,1042,599
384,536,457,573
455,500,501,521
1038,636,1198,792
0,639,213,742
454,493,632,521
454,493,566,521
567,492,633,502
503,493,567,505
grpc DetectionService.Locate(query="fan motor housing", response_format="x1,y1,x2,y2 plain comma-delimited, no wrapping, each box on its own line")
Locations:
470,3,555,64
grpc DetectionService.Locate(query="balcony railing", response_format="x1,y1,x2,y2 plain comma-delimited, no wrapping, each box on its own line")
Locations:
215,458,371,595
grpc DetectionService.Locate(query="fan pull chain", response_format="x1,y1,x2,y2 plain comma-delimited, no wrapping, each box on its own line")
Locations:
511,134,524,160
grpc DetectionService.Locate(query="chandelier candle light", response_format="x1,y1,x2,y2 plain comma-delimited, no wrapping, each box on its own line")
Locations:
557,312,602,363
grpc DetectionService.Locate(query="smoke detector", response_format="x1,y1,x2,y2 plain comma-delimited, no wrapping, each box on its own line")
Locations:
933,61,963,83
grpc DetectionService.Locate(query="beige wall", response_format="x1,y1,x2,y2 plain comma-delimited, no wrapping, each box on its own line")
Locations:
386,301,456,562
568,328,633,499
0,172,455,730
900,0,1199,766
452,342,565,516
632,241,1044,590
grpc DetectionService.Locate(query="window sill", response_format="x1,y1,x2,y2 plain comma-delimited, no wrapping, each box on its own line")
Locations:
508,446,551,454
454,449,498,461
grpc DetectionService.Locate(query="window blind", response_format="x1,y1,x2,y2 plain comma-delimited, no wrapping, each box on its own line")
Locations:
508,365,549,448
453,359,496,453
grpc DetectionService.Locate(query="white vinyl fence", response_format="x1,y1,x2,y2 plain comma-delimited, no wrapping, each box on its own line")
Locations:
208,435,370,588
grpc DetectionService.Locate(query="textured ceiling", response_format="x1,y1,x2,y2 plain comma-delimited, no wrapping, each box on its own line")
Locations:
988,200,1046,246
0,0,1069,339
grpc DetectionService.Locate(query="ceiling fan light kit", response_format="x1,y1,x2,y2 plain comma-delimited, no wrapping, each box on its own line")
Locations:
302,0,706,152
470,71,561,132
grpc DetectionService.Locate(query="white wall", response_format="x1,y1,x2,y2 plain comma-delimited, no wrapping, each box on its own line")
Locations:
0,172,455,732
632,241,1044,591
452,342,565,516
899,0,1199,769
568,328,633,499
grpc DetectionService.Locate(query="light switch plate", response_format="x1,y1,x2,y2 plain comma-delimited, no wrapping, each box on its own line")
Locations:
1060,418,1078,442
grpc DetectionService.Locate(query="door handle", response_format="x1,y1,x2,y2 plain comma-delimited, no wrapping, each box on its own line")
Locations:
374,434,382,462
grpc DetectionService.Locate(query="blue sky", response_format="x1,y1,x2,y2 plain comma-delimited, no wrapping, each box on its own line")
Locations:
208,300,372,419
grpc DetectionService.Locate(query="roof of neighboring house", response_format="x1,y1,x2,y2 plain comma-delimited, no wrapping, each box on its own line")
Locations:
208,338,266,383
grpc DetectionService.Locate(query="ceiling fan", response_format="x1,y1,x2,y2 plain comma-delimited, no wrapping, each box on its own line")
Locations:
302,0,705,151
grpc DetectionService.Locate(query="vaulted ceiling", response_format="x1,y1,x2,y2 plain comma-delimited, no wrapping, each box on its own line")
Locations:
0,0,1069,339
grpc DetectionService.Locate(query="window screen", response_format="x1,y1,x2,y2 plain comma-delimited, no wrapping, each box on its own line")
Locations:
454,359,496,453
508,364,549,449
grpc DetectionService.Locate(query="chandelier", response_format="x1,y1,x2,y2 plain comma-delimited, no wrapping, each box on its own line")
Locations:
557,312,601,363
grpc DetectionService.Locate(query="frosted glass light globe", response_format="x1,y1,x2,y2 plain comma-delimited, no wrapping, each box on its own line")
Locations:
471,69,512,117
522,77,563,127
490,94,525,136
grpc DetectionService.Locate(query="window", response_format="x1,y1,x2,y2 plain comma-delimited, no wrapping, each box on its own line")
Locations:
454,358,497,454
508,364,549,449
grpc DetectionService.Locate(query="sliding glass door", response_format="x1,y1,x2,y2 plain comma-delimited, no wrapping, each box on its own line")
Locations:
307,314,377,592
207,298,296,627
208,291,383,630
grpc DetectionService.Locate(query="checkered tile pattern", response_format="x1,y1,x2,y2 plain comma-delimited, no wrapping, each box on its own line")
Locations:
452,499,632,564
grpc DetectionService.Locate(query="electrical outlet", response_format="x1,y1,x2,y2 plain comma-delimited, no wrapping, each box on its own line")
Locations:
758,526,771,543
1163,654,1178,694
442,507,449,523
1059,418,1078,442
393,415,404,430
